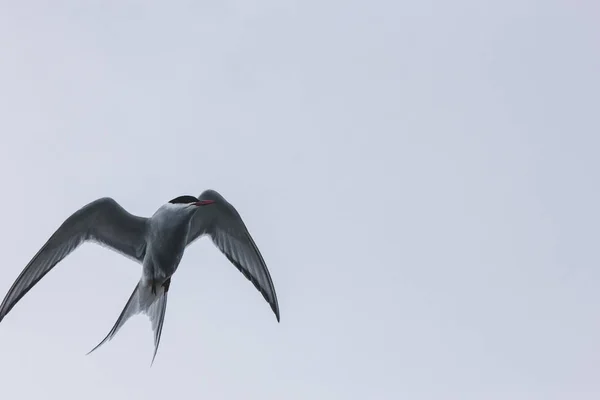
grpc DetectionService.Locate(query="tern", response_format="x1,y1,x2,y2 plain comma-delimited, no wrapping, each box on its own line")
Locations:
0,189,279,363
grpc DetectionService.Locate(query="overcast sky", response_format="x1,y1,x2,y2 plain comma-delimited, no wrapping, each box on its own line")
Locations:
0,1,599,399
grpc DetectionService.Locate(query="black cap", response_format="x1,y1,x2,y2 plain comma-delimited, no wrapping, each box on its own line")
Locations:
168,195,199,204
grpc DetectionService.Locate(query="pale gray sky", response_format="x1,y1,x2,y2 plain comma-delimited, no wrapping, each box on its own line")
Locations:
0,1,599,399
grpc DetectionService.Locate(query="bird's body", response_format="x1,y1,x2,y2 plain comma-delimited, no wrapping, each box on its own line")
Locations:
144,202,197,287
0,190,279,364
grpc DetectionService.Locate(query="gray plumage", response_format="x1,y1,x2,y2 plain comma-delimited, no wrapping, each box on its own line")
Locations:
0,189,279,364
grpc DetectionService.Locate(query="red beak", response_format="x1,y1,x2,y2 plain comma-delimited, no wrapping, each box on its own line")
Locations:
194,200,215,206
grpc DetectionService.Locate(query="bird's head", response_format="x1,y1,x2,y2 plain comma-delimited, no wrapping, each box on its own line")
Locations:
167,195,215,213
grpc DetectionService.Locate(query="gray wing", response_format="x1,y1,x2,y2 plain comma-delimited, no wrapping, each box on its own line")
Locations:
0,197,147,323
187,189,280,322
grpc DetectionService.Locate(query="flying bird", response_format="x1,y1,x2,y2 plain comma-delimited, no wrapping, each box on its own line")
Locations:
0,189,279,364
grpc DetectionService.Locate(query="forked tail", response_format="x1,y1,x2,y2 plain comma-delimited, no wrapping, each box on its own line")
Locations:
87,278,171,365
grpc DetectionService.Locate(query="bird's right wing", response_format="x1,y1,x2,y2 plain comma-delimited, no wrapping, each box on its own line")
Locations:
187,190,280,322
0,197,148,322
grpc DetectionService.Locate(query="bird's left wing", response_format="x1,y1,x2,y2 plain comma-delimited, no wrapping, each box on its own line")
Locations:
187,190,280,322
0,197,148,323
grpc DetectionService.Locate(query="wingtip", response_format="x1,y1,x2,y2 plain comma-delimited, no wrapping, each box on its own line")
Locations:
270,302,280,323
85,347,98,357
86,338,108,356
150,346,159,367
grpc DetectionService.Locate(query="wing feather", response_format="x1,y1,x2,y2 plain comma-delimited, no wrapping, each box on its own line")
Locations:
0,197,147,322
187,190,280,321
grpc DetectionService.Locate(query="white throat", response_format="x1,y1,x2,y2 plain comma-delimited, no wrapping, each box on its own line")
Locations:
154,202,197,218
